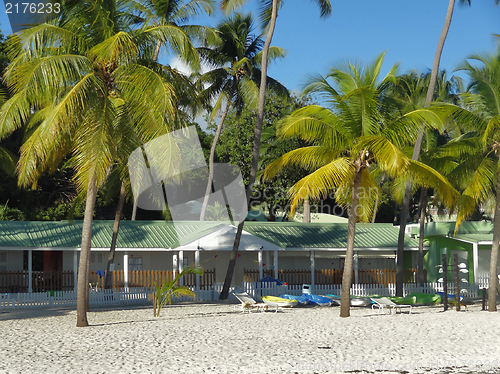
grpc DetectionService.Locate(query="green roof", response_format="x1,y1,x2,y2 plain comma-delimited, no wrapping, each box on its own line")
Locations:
243,222,419,249
453,233,494,243
0,221,225,249
423,221,494,243
0,220,420,250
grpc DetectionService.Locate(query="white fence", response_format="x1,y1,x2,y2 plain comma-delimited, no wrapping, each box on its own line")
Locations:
237,281,485,300
0,280,490,309
0,288,151,308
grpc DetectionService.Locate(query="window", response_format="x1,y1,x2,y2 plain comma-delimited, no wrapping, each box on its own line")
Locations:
129,257,143,271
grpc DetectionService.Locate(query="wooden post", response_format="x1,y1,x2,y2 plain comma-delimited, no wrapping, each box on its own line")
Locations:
454,253,460,311
442,254,448,311
482,287,487,311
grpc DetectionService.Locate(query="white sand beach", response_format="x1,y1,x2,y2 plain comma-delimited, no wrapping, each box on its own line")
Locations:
0,301,499,374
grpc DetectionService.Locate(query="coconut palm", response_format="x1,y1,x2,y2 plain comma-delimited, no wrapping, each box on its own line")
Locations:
396,0,499,296
197,13,287,220
390,70,463,285
0,0,201,326
217,0,332,300
434,50,500,311
264,53,458,317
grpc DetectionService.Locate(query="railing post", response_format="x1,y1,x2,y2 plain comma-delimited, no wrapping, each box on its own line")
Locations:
73,250,78,292
310,251,315,286
28,250,32,293
124,252,129,289
274,249,278,280
195,249,200,294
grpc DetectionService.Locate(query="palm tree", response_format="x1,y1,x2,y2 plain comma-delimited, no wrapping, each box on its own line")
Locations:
197,13,287,221
391,70,463,285
436,50,500,311
128,0,217,220
396,0,499,296
217,0,332,300
153,264,204,317
264,53,458,317
0,0,201,326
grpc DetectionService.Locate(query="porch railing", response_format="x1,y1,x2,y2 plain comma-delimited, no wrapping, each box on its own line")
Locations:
0,269,216,293
0,271,75,293
89,269,216,290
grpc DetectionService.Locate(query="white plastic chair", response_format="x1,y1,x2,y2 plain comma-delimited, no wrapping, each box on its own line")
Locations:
370,297,412,315
231,292,268,313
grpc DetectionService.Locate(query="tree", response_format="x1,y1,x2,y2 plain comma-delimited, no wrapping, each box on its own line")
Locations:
0,0,200,326
395,0,499,297
218,0,332,300
264,53,458,317
153,264,204,317
437,50,500,311
391,70,463,285
197,13,286,220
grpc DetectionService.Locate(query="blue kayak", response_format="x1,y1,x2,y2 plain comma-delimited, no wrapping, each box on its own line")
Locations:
436,292,463,301
279,294,309,305
304,293,332,306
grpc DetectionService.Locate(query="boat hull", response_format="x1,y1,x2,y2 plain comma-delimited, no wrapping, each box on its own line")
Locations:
262,296,298,308
304,293,332,306
279,294,309,305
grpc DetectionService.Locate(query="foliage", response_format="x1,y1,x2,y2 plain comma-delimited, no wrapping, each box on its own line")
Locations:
153,265,204,317
206,92,308,185
264,53,458,222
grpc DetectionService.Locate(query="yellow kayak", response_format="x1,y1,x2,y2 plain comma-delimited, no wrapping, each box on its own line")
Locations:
262,295,299,308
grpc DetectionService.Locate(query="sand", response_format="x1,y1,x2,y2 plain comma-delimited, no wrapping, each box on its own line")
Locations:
0,301,499,374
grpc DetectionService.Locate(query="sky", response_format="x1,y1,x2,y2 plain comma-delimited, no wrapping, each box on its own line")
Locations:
0,1,498,93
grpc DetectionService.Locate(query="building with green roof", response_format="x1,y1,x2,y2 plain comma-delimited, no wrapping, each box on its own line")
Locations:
420,221,498,285
0,220,421,291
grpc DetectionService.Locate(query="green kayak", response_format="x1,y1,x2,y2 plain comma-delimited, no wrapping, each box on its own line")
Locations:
406,292,441,304
388,296,417,305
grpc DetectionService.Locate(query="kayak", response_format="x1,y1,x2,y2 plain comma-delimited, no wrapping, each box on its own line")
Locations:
407,292,442,304
350,297,371,307
388,296,417,305
262,295,298,308
321,295,340,306
435,292,463,302
304,293,332,306
279,294,309,305
326,294,371,307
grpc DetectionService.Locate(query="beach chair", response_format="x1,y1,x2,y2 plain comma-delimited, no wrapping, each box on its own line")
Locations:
370,297,412,315
231,292,268,313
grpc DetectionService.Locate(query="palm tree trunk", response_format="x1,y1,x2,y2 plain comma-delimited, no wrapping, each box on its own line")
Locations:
200,100,231,220
154,41,161,62
488,172,500,311
418,187,428,286
371,192,379,224
219,0,279,300
104,181,126,289
303,198,310,222
340,168,362,318
76,174,98,327
396,0,455,297
131,200,137,220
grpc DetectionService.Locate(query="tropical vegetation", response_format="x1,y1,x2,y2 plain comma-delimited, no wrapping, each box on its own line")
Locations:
153,265,204,317
264,53,459,317
0,0,498,327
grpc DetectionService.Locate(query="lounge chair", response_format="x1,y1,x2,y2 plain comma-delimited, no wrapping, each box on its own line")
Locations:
231,292,268,313
370,297,412,315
